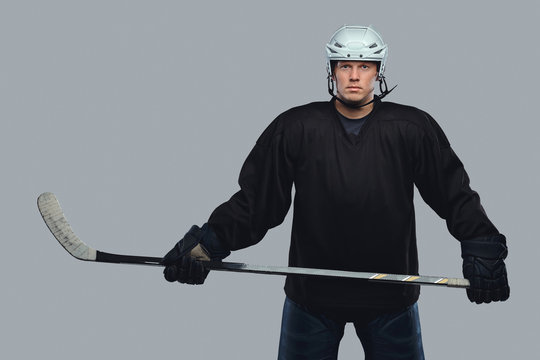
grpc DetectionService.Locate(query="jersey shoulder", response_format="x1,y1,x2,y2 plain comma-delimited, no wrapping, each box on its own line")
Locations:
256,101,332,146
377,101,430,123
269,101,333,133
378,101,451,148
279,101,333,120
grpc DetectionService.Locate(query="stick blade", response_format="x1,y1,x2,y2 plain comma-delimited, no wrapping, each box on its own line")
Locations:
37,192,96,261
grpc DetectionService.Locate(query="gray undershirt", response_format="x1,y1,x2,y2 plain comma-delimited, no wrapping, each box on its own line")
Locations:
336,111,369,135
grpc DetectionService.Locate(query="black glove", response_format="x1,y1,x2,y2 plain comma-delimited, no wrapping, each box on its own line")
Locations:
162,223,230,285
461,234,510,304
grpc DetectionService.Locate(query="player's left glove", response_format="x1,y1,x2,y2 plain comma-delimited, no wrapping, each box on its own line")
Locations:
461,234,509,304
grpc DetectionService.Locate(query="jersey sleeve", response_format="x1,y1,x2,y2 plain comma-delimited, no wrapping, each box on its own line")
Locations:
412,112,500,241
207,115,296,250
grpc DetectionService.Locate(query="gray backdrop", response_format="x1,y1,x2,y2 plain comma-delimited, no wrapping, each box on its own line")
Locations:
2,1,538,358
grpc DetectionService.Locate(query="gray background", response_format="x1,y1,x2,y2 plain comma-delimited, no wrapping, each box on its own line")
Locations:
2,1,538,358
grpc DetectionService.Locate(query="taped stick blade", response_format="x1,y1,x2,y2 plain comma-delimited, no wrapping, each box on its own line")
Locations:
37,192,97,261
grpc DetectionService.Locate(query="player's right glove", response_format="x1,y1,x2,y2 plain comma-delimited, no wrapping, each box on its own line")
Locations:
461,234,510,304
162,223,230,285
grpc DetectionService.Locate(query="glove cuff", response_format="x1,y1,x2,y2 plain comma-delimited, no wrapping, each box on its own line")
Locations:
200,223,231,261
461,234,507,260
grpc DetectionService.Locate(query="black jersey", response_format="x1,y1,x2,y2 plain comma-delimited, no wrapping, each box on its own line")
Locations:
208,97,499,311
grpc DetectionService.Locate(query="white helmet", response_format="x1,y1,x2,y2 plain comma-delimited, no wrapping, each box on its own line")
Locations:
326,25,388,79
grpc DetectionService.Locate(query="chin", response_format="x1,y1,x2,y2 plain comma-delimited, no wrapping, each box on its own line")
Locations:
340,95,368,106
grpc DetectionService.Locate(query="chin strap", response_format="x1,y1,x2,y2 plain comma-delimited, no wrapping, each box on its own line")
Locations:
328,76,397,109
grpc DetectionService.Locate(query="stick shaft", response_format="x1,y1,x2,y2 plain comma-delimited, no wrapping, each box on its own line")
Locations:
91,251,469,288
207,262,470,288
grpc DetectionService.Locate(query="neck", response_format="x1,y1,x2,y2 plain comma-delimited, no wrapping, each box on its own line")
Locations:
334,95,375,119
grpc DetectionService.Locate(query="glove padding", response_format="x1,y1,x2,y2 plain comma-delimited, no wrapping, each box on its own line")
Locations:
162,224,212,284
163,224,229,285
461,234,510,304
164,256,209,285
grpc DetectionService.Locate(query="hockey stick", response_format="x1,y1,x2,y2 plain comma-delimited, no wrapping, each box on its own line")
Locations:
37,192,470,288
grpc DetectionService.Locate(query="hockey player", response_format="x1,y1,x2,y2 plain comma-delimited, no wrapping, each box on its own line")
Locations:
163,25,509,359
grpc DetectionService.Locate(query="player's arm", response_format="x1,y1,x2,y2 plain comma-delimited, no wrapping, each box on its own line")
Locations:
411,112,509,304
163,116,296,284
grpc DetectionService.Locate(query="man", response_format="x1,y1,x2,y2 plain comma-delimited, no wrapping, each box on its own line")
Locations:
163,25,509,359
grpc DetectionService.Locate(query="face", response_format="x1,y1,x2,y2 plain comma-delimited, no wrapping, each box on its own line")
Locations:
333,61,378,105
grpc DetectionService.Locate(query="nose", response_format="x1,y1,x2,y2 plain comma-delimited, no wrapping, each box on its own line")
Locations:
349,67,360,80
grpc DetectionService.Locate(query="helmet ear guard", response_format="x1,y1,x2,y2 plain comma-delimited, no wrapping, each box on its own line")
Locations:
327,72,335,97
